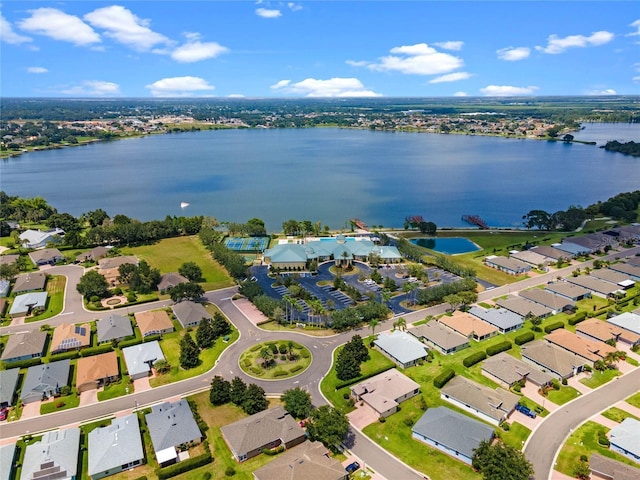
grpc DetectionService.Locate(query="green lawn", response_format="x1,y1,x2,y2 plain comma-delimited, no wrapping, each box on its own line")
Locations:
122,236,235,291
546,386,581,405
26,275,66,322
40,394,80,414
149,327,239,387
97,377,133,401
239,341,311,379
601,407,640,423
626,391,640,409
579,369,622,389
500,422,531,450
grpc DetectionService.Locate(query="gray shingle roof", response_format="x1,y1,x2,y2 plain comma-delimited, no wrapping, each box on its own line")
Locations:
481,352,553,386
253,441,346,480
468,306,523,331
172,301,211,328
220,406,305,458
20,428,80,480
441,376,519,423
97,314,134,343
88,414,144,477
145,400,202,453
519,288,574,311
20,360,70,403
609,418,640,458
0,368,20,406
0,444,16,480
12,271,46,294
408,322,469,352
1,330,47,361
122,341,165,378
495,296,552,318
521,340,584,378
8,292,48,317
412,406,494,460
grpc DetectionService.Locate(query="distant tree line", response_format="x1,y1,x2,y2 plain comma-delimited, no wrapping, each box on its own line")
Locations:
602,140,640,157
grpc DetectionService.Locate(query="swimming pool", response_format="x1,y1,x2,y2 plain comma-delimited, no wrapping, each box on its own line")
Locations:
409,237,481,255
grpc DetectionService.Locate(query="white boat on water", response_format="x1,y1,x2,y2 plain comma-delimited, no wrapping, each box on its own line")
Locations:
180,202,190,208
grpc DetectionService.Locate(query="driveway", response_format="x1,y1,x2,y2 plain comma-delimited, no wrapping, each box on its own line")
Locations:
347,402,379,430
79,388,99,407
521,382,559,413
21,401,42,420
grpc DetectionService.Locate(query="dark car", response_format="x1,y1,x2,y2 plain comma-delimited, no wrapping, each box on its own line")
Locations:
345,461,360,474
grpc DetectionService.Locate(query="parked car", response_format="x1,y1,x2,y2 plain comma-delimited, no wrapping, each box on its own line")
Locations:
0,408,9,421
345,461,360,474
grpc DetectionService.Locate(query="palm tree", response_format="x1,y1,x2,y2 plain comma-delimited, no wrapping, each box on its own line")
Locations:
403,281,418,306
380,288,392,306
260,347,272,368
369,318,380,338
396,317,407,331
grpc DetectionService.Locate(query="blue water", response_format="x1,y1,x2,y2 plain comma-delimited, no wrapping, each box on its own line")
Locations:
410,237,481,255
2,123,639,231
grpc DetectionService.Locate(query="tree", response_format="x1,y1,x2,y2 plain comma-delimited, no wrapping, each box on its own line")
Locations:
395,317,407,332
196,317,216,349
306,405,349,452
522,210,552,230
179,333,200,369
260,347,273,368
243,384,269,415
209,375,231,405
0,262,19,280
246,218,267,236
212,312,232,337
230,376,247,406
443,293,462,311
169,282,204,302
418,221,437,235
345,335,369,363
179,261,203,282
368,318,380,337
472,440,534,480
281,387,312,420
82,208,109,228
76,270,109,299
335,347,361,381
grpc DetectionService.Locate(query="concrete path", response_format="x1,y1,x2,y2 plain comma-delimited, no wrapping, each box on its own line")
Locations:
566,372,593,395
521,382,559,412
79,389,99,407
615,399,640,417
590,414,620,430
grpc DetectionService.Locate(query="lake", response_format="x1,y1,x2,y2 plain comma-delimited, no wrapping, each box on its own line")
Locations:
2,123,639,231
410,237,481,255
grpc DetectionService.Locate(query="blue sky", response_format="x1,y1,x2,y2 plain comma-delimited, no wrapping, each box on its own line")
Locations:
1,1,639,98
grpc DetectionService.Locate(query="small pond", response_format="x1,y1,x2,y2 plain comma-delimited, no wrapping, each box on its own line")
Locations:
409,237,481,255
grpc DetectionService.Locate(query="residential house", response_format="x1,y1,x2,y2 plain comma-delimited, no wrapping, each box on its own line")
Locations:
20,360,70,404
565,275,623,298
98,255,139,286
253,441,347,480
530,245,571,261
510,249,554,267
76,352,119,393
609,418,640,464
481,352,553,389
172,300,211,329
521,340,584,379
350,369,420,418
88,414,145,479
438,311,498,342
145,400,203,467
589,452,640,480
50,323,91,354
158,272,189,294
76,246,110,263
412,406,494,465
545,282,591,301
589,268,636,290
607,312,640,345
0,368,20,407
0,280,11,298
519,288,575,314
0,254,19,267
408,321,470,355
576,318,640,347
20,428,80,480
96,314,134,344
608,262,640,281
11,271,46,294
0,444,16,480
1,330,47,363
0,298,6,317
135,310,174,338
221,406,306,462
122,341,165,380
545,329,617,365
373,330,428,369
18,228,65,249
28,248,65,266
495,296,553,319
468,306,523,334
553,242,591,257
440,376,519,426
484,255,531,275
8,291,48,318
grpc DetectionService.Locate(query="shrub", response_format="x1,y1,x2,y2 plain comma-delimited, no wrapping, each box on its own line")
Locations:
544,321,564,333
126,292,137,303
552,380,560,390
225,467,236,477
334,365,395,390
79,344,114,357
299,349,310,359
433,368,455,388
583,365,593,373
157,451,212,479
463,351,487,368
531,326,542,332
403,417,414,427
514,331,535,345
568,311,587,326
562,378,568,385
289,365,303,374
378,416,386,423
502,422,510,431
262,445,285,456
343,392,351,400
2,357,42,369
273,370,288,377
486,341,512,356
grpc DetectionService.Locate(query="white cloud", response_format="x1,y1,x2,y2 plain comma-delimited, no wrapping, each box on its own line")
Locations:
434,41,463,51
288,3,303,12
271,77,381,97
535,31,614,54
346,60,369,67
480,85,539,96
626,19,640,36
633,76,640,83
497,46,531,61
18,8,100,46
363,43,463,75
84,5,170,51
429,72,472,84
453,92,468,97
1,15,32,44
588,88,617,95
256,8,282,18
60,80,121,96
171,40,229,63
145,76,215,97
227,94,245,98
27,66,48,74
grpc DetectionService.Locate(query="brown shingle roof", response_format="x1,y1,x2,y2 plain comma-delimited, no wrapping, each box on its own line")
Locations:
50,323,91,353
134,310,174,337
576,318,640,345
439,311,498,339
253,441,346,480
545,329,616,363
76,352,119,388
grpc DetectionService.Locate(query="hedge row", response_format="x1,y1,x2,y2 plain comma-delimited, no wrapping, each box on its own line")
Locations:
544,321,565,333
486,341,512,357
514,331,535,346
157,449,212,479
117,337,143,349
289,365,304,374
79,344,114,357
49,350,80,361
568,311,587,326
335,365,395,390
1,357,42,369
433,368,455,388
463,351,487,368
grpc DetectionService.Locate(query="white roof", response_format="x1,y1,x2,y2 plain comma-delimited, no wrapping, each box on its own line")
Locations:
122,341,165,377
9,292,48,316
374,330,428,365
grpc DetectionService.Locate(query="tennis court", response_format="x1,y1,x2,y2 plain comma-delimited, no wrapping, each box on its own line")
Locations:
224,236,270,252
